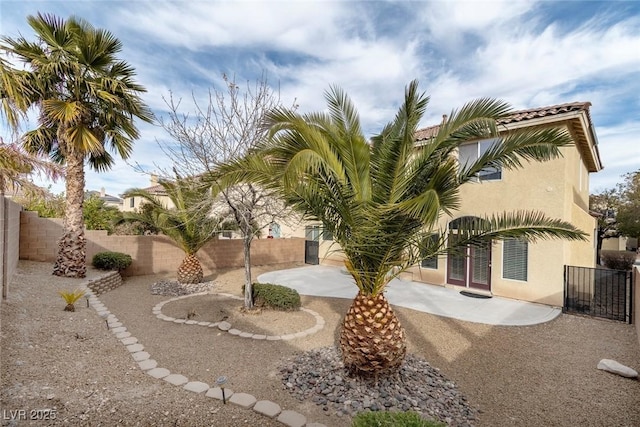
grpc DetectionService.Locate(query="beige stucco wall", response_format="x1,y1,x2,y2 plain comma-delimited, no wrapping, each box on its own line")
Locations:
602,237,629,252
416,140,596,306
19,211,304,277
121,194,175,213
567,202,597,267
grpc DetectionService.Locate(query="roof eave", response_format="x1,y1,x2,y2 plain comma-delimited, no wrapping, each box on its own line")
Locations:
499,110,603,173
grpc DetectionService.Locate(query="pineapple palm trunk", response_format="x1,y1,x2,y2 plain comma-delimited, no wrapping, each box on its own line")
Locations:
53,149,86,278
177,253,203,284
339,291,407,377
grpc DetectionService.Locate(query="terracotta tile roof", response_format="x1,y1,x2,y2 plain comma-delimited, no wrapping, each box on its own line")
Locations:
498,101,592,125
414,125,440,142
415,101,592,142
144,184,167,194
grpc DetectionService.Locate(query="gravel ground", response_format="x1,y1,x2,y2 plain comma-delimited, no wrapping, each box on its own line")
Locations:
2,260,640,426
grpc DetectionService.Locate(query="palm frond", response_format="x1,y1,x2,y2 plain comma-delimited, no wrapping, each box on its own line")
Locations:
1,13,153,174
122,174,223,255
447,211,587,250
217,80,589,297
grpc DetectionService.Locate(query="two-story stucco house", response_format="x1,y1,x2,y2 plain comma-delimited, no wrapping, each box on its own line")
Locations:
121,175,175,212
296,102,602,307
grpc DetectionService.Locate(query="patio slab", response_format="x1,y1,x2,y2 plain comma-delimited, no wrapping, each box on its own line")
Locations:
258,265,562,326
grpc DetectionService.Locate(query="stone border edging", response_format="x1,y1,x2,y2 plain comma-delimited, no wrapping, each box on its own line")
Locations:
152,291,326,340
80,275,327,427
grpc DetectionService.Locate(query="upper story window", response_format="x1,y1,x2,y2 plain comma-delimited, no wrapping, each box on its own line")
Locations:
458,138,502,181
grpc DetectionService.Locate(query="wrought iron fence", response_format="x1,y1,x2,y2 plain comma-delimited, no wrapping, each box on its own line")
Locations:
563,265,633,324
305,240,319,265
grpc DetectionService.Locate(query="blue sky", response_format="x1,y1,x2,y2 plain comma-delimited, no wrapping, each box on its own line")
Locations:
1,0,639,197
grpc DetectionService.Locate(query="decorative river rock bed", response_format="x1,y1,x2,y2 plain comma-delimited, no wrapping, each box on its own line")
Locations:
152,280,477,425
151,279,216,296
280,347,478,426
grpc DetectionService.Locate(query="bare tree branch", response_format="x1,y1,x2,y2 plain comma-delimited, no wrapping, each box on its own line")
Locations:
153,73,296,308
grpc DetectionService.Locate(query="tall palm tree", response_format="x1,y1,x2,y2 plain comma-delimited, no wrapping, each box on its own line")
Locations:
122,173,225,284
221,80,587,378
0,13,153,277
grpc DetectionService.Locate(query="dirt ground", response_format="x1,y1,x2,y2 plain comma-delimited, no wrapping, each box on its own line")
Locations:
2,260,639,426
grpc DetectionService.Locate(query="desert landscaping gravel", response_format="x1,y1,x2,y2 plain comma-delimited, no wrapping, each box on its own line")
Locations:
2,260,640,426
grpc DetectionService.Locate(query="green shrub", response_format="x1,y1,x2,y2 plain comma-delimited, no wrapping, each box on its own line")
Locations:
92,251,133,271
601,250,636,271
243,283,301,311
351,411,445,427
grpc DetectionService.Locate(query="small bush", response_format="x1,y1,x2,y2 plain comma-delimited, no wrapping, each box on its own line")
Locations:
243,283,301,311
92,251,133,271
601,250,636,271
351,411,445,427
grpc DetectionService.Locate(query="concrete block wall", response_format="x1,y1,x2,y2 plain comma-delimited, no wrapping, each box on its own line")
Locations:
19,211,64,261
87,271,123,295
635,266,639,346
2,197,23,299
19,211,305,277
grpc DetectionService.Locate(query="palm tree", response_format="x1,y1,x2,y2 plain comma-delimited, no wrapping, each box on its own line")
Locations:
220,80,587,378
122,173,225,284
0,13,153,278
0,139,63,196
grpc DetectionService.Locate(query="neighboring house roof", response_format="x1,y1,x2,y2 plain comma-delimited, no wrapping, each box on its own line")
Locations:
85,189,123,205
121,175,168,198
140,184,168,196
415,101,603,172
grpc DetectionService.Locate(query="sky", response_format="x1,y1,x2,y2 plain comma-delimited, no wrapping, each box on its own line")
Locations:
1,0,639,198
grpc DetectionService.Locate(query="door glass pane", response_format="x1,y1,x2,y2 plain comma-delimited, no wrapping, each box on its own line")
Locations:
472,246,489,285
449,253,465,281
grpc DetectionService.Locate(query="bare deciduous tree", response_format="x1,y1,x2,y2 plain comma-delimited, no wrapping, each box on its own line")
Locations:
156,74,295,309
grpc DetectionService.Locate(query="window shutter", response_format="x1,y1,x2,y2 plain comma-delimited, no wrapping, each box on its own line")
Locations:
503,239,528,281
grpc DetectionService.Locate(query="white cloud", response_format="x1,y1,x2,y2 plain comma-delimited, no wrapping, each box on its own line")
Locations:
591,121,640,192
115,1,350,53
3,0,639,197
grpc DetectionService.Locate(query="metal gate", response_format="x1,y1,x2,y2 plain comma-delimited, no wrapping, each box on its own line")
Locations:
563,265,633,323
305,240,319,265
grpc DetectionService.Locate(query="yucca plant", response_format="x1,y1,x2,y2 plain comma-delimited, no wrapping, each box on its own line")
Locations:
219,80,586,377
122,172,225,284
59,289,85,312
